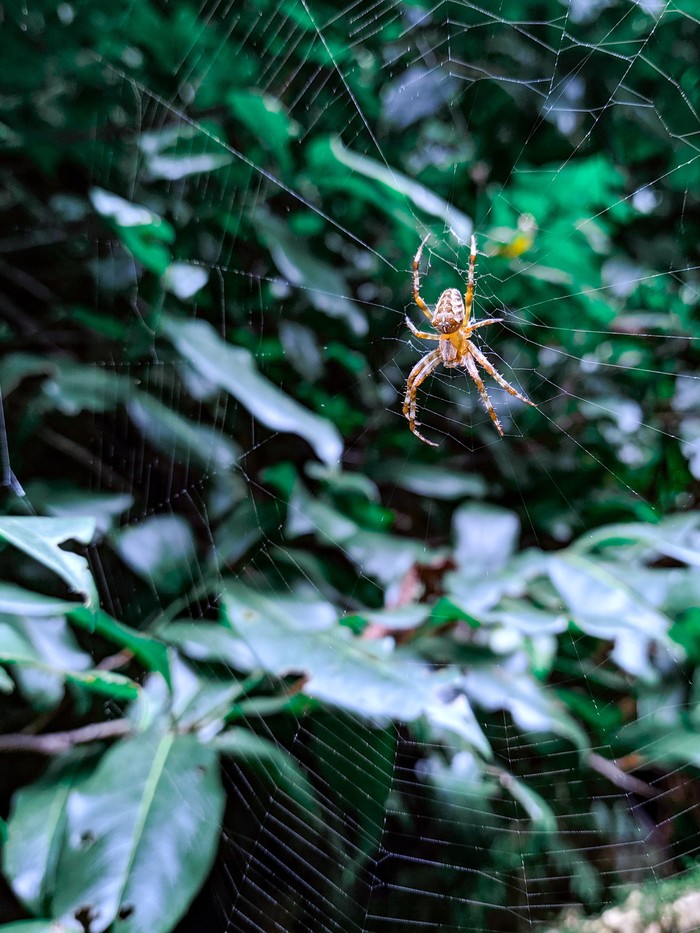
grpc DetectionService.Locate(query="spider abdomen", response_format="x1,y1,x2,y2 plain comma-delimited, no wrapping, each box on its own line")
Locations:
432,288,465,334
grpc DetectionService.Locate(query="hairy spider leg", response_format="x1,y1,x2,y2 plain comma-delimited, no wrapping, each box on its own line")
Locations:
405,316,440,340
469,344,536,408
465,317,504,335
403,348,442,446
464,234,477,320
413,233,433,323
464,353,504,436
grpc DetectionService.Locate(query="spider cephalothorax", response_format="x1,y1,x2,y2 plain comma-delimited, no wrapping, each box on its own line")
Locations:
403,233,536,446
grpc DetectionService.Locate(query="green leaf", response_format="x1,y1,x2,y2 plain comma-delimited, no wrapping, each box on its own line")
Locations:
462,668,588,751
305,463,380,501
146,153,233,181
4,759,86,916
0,517,98,606
89,189,174,275
286,482,440,586
22,485,133,536
0,615,139,704
63,669,139,701
0,614,90,708
113,515,196,596
69,607,170,684
226,693,314,721
357,604,431,631
0,584,78,618
327,137,473,242
164,316,343,466
168,654,245,729
127,393,240,471
160,621,254,671
52,730,224,933
549,553,672,677
0,618,41,664
453,504,520,574
445,550,549,619
498,771,558,835
162,262,209,299
41,364,129,416
227,89,299,173
213,728,317,814
0,922,82,932
627,725,700,769
89,189,170,230
138,123,234,181
372,462,487,500
222,582,490,756
254,209,368,335
574,514,700,567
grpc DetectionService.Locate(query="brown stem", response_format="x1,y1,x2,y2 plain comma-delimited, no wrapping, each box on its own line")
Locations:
0,719,131,755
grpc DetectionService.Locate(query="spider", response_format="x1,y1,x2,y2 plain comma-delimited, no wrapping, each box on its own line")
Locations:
403,233,536,446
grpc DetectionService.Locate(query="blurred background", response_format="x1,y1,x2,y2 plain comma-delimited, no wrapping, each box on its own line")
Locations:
2,1,700,931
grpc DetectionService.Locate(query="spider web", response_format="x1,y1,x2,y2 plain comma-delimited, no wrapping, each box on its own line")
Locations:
4,1,700,931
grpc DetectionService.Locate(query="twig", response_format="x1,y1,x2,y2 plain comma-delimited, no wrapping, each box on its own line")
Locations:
587,751,657,798
0,719,131,755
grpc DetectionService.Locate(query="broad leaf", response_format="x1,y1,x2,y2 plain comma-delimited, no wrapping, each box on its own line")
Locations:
4,759,86,915
549,552,672,677
69,607,170,684
0,517,98,606
113,515,196,596
127,393,240,471
0,922,82,932
214,728,317,813
461,667,588,751
0,584,78,618
222,583,490,756
255,209,368,335
52,730,224,933
328,138,473,242
164,316,343,466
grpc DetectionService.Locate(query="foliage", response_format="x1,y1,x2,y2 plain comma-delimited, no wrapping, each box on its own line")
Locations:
1,1,700,931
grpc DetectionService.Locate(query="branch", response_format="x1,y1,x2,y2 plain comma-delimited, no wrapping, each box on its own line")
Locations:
587,752,656,798
0,719,131,755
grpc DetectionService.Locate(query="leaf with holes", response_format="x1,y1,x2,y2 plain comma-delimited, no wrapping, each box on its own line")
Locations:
51,730,224,933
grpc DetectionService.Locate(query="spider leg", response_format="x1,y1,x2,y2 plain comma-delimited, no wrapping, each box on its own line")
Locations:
464,234,477,320
403,348,442,447
413,233,433,323
464,353,504,437
466,317,503,333
469,344,536,408
405,316,439,340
